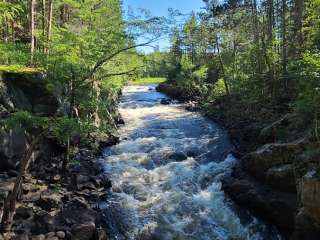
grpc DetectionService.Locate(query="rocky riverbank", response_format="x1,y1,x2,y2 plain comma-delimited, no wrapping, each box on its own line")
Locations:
0,134,119,240
0,68,122,240
157,82,320,239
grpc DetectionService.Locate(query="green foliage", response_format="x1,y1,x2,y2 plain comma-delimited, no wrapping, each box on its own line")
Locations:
131,77,167,85
2,111,47,130
292,53,320,130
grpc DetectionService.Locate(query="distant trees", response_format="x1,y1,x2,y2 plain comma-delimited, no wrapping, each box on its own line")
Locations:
148,0,320,136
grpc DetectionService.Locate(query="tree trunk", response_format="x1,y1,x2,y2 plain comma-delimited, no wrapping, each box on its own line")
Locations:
216,36,230,97
291,0,304,59
0,133,43,233
44,0,53,58
30,0,36,65
281,0,287,77
42,0,46,53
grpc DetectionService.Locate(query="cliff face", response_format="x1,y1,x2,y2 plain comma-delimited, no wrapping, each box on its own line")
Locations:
0,68,59,171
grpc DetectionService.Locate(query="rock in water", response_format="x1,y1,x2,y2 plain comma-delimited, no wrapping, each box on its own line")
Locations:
160,98,171,105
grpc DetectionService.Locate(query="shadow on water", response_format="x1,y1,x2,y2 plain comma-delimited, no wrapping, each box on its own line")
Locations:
99,84,283,240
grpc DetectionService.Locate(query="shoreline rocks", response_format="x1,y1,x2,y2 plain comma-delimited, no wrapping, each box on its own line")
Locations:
0,135,119,240
157,82,320,239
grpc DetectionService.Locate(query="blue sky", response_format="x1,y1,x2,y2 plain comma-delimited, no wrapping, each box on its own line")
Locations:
123,0,205,53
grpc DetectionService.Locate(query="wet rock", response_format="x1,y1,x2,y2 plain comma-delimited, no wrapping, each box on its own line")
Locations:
168,152,187,162
100,176,112,189
185,101,199,111
160,98,171,105
71,222,95,240
98,135,119,150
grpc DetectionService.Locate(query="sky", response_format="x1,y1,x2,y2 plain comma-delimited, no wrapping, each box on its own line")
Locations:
123,0,205,53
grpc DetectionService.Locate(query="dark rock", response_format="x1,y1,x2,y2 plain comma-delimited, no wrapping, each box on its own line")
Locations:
258,113,291,143
2,71,58,115
71,222,95,240
266,164,296,192
168,152,187,162
298,171,320,225
0,128,28,171
223,173,297,233
14,207,34,220
36,192,62,211
160,98,171,105
98,136,119,151
100,176,112,189
292,208,320,240
94,228,108,240
33,211,56,233
242,139,305,182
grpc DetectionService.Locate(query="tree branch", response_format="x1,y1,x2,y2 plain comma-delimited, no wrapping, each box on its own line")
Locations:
83,39,156,82
83,66,145,85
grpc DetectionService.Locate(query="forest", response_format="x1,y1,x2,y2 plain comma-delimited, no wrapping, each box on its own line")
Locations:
0,0,319,239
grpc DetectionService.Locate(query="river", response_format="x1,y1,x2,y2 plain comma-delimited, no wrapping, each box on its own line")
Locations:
100,85,282,240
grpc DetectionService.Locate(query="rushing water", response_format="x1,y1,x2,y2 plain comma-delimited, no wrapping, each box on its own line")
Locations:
100,85,282,240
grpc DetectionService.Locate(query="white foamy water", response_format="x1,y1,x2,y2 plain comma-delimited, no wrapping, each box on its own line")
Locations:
100,85,282,240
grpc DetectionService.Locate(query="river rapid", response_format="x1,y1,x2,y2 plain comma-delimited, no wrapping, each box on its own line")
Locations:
100,85,282,240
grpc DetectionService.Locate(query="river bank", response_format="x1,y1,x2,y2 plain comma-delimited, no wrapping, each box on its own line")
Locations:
0,68,122,240
157,82,320,239
0,133,120,240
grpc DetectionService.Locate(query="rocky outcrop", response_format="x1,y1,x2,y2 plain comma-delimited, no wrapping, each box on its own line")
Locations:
0,135,118,240
223,139,320,239
0,70,58,115
242,139,305,190
0,69,59,172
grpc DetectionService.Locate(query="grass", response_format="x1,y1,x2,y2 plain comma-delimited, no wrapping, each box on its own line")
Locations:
0,65,44,74
130,77,167,85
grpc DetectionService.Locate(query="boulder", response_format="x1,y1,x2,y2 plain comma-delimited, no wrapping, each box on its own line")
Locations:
71,222,95,240
36,192,62,211
266,164,296,192
298,171,320,225
1,71,58,115
0,128,28,171
168,152,187,162
56,231,65,239
160,98,171,105
242,139,305,182
223,176,297,232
